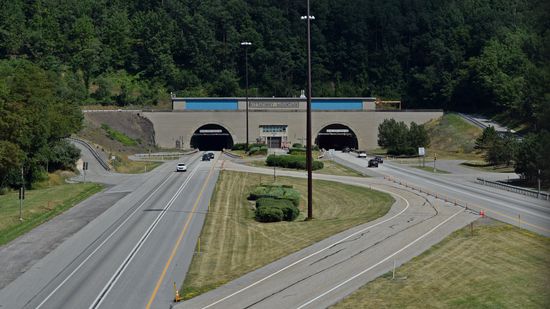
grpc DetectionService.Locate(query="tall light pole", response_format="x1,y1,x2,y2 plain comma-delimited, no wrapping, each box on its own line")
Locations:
241,41,252,150
301,3,315,220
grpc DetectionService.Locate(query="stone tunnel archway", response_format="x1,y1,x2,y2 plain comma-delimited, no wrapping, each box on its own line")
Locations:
315,123,358,150
190,124,234,150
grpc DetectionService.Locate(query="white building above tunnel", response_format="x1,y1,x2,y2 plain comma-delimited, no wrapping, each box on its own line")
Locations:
140,97,441,150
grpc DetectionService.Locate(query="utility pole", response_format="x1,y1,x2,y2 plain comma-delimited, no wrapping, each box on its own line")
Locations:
301,1,315,220
241,41,252,151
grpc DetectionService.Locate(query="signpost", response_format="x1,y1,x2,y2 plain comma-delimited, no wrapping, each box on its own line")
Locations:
418,147,425,167
83,161,89,182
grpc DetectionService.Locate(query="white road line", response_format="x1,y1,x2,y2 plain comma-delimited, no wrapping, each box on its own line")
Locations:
296,208,465,309
200,187,412,309
35,153,201,309
90,163,202,309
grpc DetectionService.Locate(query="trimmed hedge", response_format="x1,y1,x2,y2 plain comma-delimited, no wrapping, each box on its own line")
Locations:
249,184,300,206
232,143,247,150
288,147,306,155
248,145,267,155
255,205,284,222
292,143,303,148
255,198,299,222
266,155,324,171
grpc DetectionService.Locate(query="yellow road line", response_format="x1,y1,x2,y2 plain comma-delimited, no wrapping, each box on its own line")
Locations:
145,157,218,309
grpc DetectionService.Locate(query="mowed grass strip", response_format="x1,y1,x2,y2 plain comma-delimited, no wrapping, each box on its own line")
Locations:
0,183,103,246
332,221,550,309
182,170,393,299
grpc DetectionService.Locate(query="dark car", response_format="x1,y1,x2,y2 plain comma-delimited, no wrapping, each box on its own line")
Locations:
368,159,378,168
374,156,384,164
202,153,210,161
208,152,214,159
342,147,351,153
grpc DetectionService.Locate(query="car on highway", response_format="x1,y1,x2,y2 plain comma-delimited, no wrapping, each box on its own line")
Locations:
342,147,351,153
208,152,214,159
202,153,210,161
368,159,378,167
374,155,384,164
357,151,367,158
176,163,187,172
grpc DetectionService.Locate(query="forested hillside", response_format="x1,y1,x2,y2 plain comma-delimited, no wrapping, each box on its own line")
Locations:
0,0,548,124
1,0,549,188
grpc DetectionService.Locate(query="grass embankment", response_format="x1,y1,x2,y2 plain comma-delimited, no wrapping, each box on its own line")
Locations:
413,165,450,174
111,155,163,174
247,159,364,177
101,124,139,146
0,174,103,246
461,160,516,173
333,221,550,309
181,170,393,299
423,113,483,160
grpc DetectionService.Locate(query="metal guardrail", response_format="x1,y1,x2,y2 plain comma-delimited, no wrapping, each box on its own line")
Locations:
476,178,549,200
222,150,244,159
67,137,111,171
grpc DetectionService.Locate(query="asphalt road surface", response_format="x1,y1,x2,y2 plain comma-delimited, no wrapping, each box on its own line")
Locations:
177,160,478,309
0,151,220,309
332,152,550,237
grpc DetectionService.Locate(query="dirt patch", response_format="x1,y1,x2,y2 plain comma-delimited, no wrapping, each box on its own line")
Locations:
78,112,156,154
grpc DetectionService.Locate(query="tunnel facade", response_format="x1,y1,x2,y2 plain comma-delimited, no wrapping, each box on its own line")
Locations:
190,124,234,150
315,124,358,150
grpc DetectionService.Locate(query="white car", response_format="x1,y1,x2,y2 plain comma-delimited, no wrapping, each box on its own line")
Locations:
176,163,187,172
357,151,367,158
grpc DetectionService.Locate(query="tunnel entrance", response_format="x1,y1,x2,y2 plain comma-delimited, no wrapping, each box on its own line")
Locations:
316,124,358,150
190,124,234,150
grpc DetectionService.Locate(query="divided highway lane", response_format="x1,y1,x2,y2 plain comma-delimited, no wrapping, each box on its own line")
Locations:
333,152,550,236
0,152,220,309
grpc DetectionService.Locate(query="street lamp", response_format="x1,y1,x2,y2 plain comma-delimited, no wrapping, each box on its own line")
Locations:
301,2,314,220
240,41,252,150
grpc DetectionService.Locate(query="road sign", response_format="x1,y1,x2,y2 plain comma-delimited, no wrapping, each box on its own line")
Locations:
418,147,425,156
83,162,89,170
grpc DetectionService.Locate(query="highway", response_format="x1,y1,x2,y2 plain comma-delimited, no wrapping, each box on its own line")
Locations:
177,160,478,308
332,152,550,237
0,151,220,309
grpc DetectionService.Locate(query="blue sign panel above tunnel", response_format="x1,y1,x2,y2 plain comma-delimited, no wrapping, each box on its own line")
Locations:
311,99,363,110
185,99,238,110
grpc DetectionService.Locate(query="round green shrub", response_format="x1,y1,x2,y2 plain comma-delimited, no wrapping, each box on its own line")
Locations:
255,205,283,222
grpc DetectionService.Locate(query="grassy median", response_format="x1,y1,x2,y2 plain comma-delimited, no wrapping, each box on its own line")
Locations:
181,170,392,299
332,221,550,308
0,181,103,246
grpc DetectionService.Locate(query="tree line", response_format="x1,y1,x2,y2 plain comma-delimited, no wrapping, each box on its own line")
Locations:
0,0,548,125
0,60,82,191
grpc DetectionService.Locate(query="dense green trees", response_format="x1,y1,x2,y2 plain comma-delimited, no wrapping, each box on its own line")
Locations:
0,59,82,190
0,0,547,124
377,119,429,155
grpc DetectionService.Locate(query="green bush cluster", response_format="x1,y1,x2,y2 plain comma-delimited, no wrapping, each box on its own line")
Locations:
231,143,247,150
249,184,301,223
288,147,306,155
255,198,299,222
266,155,324,170
292,143,303,148
248,145,268,155
249,184,300,206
